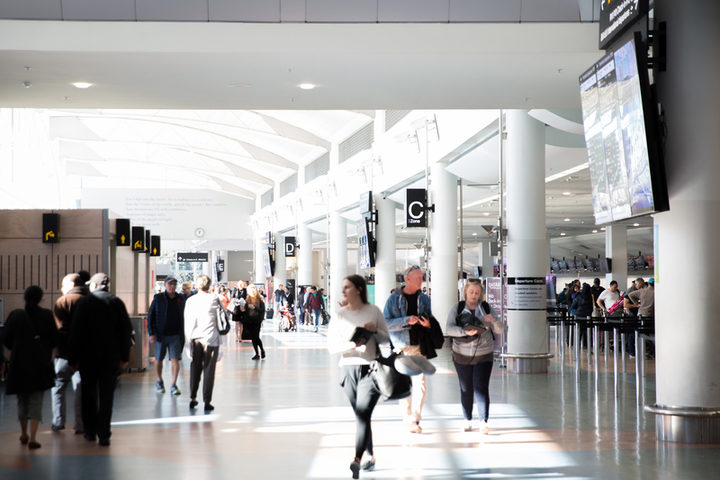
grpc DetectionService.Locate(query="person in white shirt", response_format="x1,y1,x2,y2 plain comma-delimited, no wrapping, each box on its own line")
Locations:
596,280,621,315
327,275,389,479
184,274,222,412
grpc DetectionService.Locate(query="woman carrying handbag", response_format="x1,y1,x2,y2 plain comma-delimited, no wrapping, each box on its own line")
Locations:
327,275,389,479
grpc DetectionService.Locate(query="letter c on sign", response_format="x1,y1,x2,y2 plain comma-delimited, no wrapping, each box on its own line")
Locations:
408,201,424,220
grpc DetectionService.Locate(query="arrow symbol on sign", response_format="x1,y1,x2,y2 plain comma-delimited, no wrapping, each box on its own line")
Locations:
121,234,126,244
153,248,157,255
45,231,55,241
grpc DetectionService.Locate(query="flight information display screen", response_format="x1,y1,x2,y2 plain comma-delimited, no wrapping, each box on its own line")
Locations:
579,36,666,224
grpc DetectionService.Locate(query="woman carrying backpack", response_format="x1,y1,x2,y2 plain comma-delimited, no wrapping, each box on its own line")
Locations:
445,278,502,434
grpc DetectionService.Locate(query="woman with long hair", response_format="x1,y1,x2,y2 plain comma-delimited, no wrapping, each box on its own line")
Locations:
445,278,502,434
243,284,266,360
327,275,389,479
2,285,58,449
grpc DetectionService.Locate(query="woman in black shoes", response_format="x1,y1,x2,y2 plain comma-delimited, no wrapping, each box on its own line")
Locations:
327,275,389,478
243,284,266,360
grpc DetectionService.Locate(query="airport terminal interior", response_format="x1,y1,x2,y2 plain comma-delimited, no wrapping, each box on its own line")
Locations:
1,1,720,479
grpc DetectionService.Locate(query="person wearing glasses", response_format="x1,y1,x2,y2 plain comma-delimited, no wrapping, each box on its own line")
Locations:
445,278,503,434
328,275,389,478
383,265,441,434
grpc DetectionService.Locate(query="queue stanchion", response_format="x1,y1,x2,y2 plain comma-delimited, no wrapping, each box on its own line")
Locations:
593,319,600,373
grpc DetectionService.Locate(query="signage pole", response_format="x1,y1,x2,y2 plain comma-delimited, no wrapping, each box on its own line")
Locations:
498,110,507,368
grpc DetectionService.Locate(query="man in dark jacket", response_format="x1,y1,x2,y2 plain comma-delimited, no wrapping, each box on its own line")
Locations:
51,273,86,434
147,277,185,395
69,272,132,446
306,286,323,332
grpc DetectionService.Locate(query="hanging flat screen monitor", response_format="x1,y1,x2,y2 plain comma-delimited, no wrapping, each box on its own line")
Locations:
579,34,668,225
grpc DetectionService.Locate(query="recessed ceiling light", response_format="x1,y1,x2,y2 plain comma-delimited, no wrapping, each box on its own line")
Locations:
72,82,93,89
483,212,490,216
472,232,478,236
563,218,571,222
298,83,316,90
600,227,606,231
633,223,640,227
592,229,598,233
560,232,566,236
562,191,571,196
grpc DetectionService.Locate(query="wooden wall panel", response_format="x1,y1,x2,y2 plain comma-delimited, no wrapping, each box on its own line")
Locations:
0,209,108,320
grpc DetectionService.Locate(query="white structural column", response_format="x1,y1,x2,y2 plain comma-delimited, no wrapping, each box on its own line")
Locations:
329,212,347,317
374,194,397,310
297,222,313,286
605,225,627,289
430,162,458,333
648,0,720,443
505,110,549,373
254,235,266,284
273,233,286,287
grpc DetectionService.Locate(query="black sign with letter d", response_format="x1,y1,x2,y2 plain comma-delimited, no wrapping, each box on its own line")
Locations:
284,236,296,257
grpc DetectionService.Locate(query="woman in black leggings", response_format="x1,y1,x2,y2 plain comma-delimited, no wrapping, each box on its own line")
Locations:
327,275,389,479
445,278,502,434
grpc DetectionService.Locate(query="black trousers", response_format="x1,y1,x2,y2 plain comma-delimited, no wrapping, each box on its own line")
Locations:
342,365,381,459
453,360,493,422
80,365,119,439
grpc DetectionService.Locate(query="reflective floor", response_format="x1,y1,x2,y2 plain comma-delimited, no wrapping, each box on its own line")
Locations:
1,325,718,479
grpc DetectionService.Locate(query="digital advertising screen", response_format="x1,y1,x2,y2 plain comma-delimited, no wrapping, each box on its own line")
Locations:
579,35,668,224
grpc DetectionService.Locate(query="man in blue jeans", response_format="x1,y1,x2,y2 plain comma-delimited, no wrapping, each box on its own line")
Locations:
148,277,185,395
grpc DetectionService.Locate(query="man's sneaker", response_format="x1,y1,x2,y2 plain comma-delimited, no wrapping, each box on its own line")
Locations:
155,380,165,393
170,384,181,396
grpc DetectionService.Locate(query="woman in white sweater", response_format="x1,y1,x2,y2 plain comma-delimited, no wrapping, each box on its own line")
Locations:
327,275,389,479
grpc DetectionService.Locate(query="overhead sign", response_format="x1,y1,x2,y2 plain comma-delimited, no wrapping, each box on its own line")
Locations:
177,252,209,263
506,277,546,311
284,236,296,257
599,0,647,49
150,235,161,257
116,219,130,246
131,226,145,252
217,259,225,272
406,188,427,228
42,213,59,243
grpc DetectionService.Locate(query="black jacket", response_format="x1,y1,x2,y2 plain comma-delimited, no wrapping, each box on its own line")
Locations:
69,289,133,369
2,306,58,395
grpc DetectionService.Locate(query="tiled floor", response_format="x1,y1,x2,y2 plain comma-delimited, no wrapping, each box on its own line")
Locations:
1,326,718,479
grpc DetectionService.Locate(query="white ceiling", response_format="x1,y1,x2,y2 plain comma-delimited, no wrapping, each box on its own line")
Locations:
0,16,652,261
0,21,601,109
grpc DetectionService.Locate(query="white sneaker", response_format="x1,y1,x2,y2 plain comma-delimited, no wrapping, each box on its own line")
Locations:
463,421,473,432
481,421,490,435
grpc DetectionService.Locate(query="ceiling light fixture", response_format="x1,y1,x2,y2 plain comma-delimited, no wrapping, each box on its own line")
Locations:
22,81,32,88
562,191,571,196
563,218,571,222
592,229,598,233
600,227,606,231
633,223,640,227
483,212,490,216
560,232,566,236
298,83,316,90
72,82,93,89
472,232,478,236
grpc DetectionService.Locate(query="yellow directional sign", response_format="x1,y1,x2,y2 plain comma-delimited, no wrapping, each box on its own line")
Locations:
134,240,142,249
153,248,157,255
121,234,126,244
45,230,55,241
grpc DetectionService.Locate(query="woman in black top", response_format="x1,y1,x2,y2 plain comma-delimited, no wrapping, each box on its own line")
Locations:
2,286,58,449
243,284,266,359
